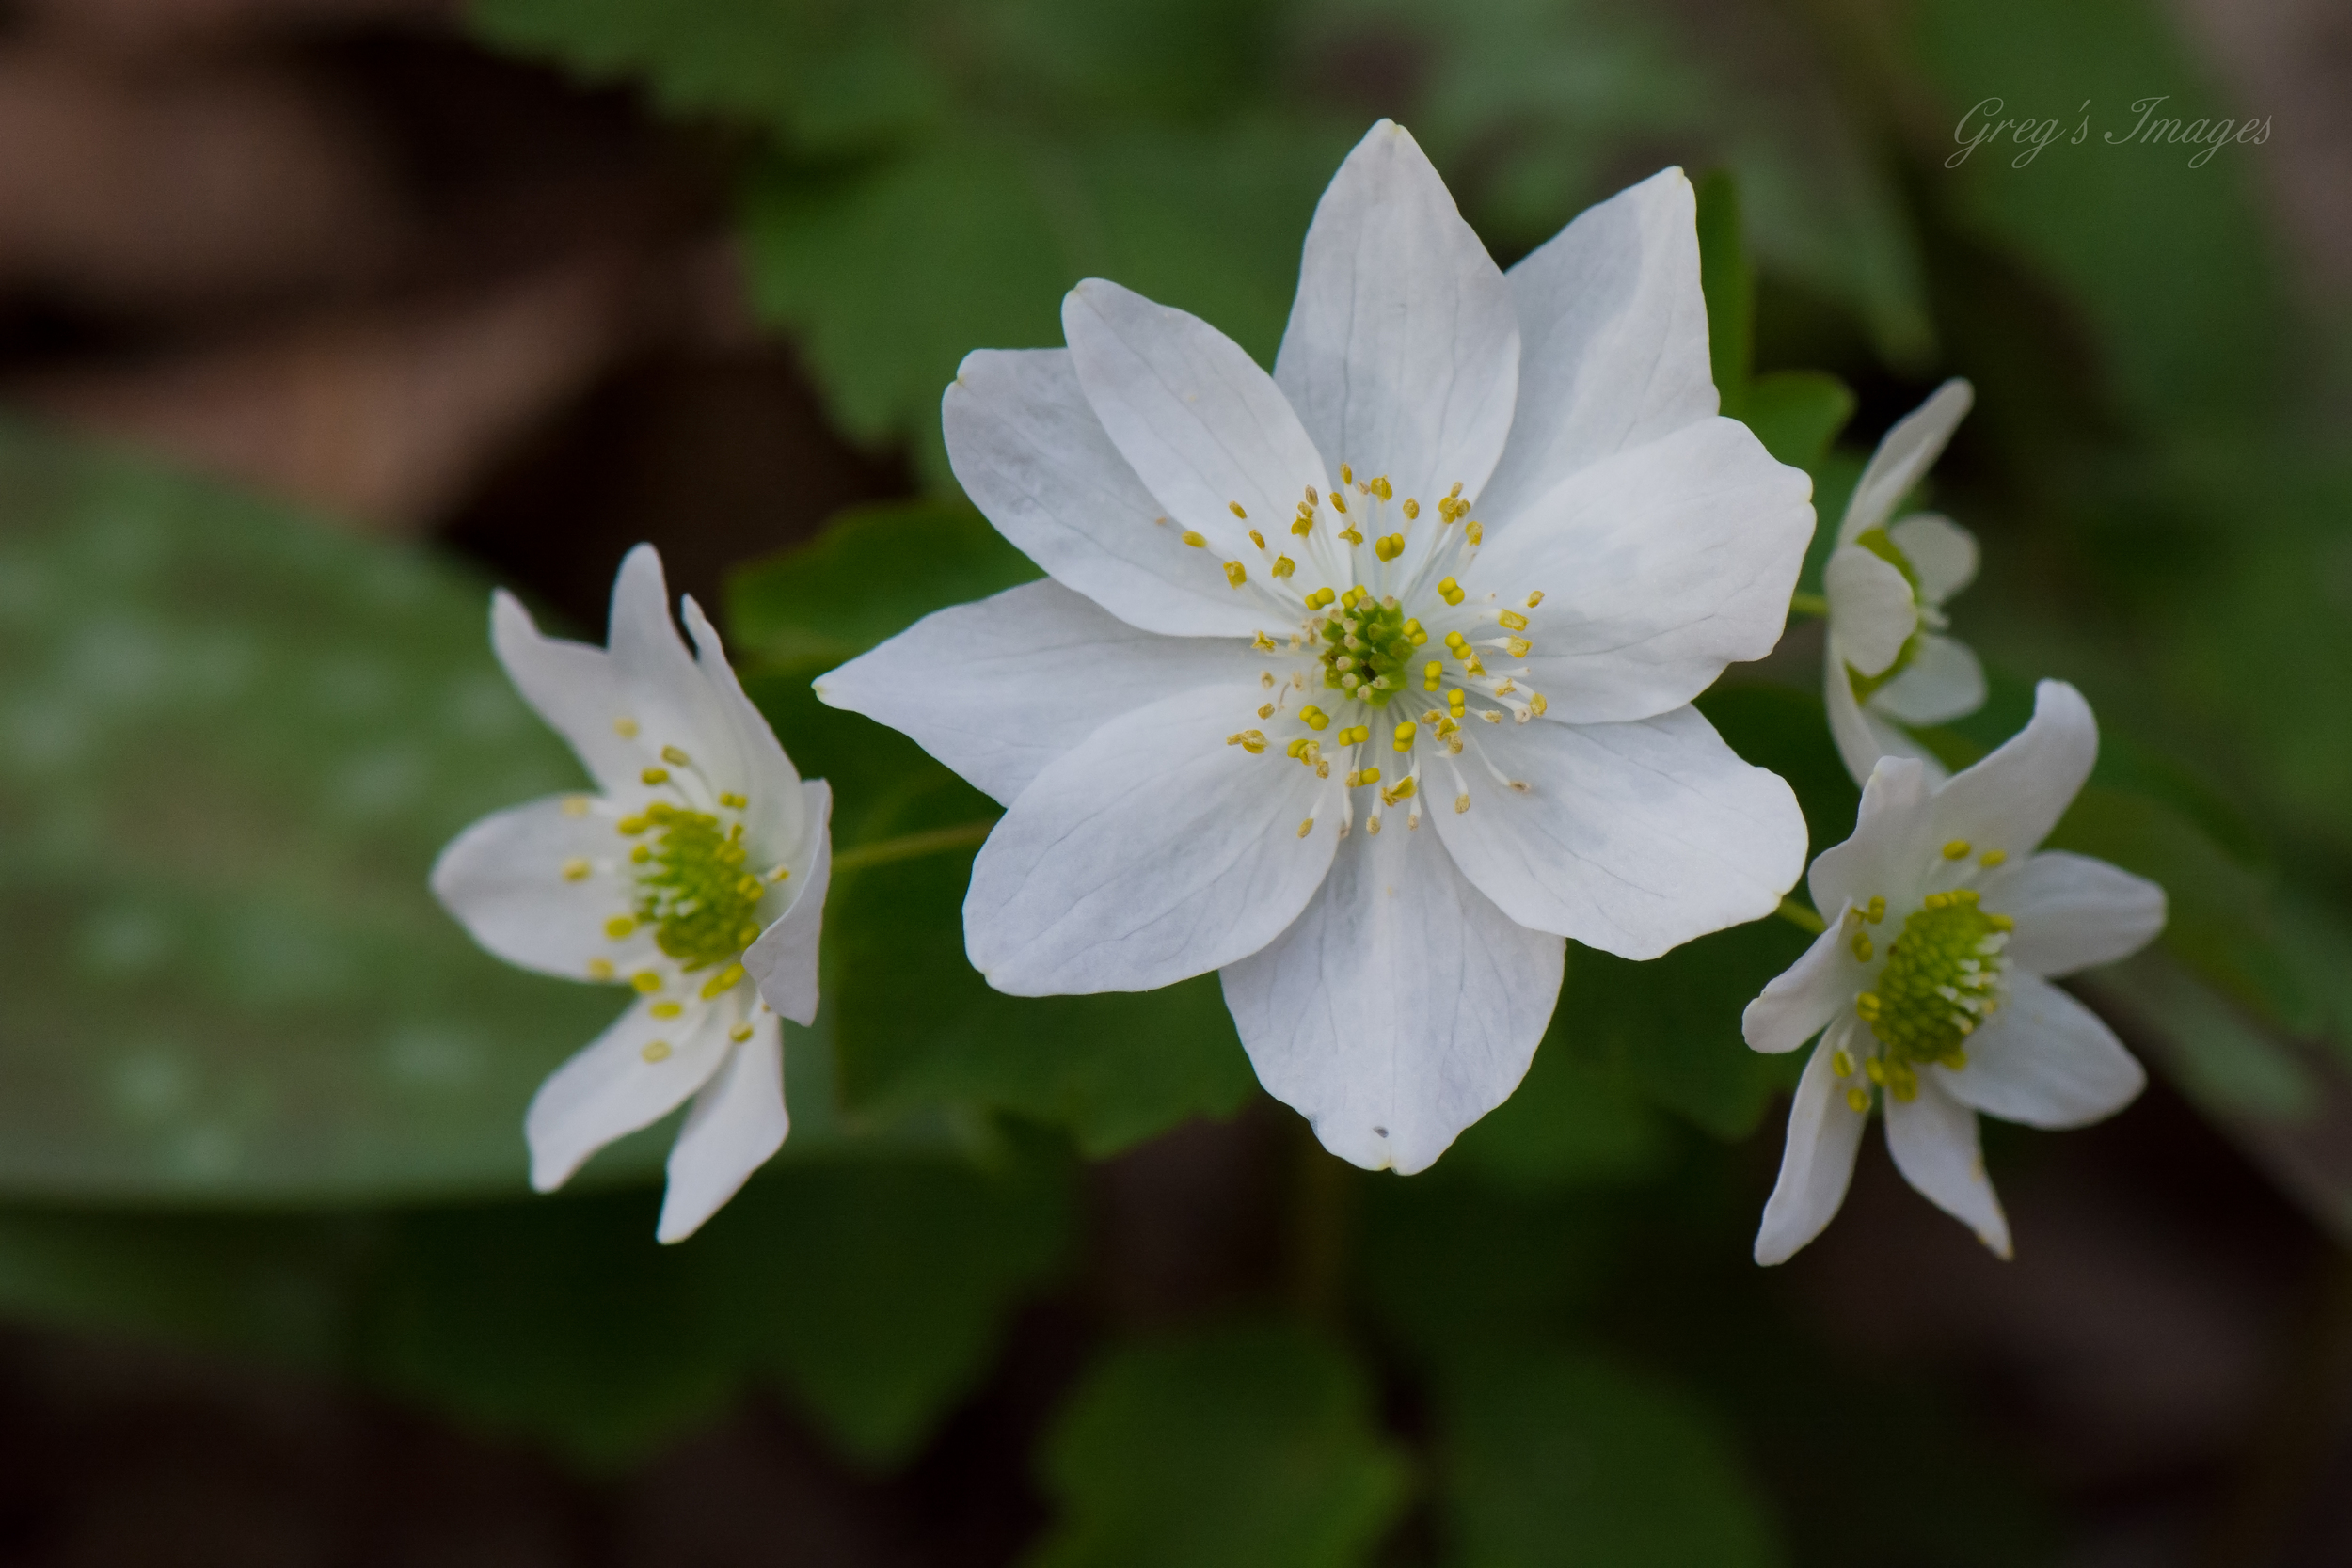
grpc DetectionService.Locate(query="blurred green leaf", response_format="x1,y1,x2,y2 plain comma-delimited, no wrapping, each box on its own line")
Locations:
1696,169,1755,414
1029,1321,1409,1568
1742,372,1856,475
1437,1340,1783,1568
0,421,628,1203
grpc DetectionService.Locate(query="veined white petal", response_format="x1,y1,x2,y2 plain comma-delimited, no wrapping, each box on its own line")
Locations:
490,590,655,797
965,681,1336,995
431,795,654,981
1062,279,1330,557
1743,911,1860,1054
1928,679,2096,864
1430,705,1805,960
944,349,1268,638
1883,1076,2011,1258
1824,660,1947,792
1981,851,2166,978
1221,815,1564,1175
1274,119,1518,508
1755,1021,1870,1265
1869,634,1985,726
1808,754,1935,919
1478,167,1715,523
1837,379,1973,546
525,995,733,1193
1889,512,1978,604
1824,544,1916,679
742,779,831,1027
606,545,736,769
1477,417,1812,723
1935,972,2145,1130
680,595,805,862
815,580,1263,806
657,1013,787,1243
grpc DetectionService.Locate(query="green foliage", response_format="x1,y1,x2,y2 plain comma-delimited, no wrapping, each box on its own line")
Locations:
1028,1322,1410,1568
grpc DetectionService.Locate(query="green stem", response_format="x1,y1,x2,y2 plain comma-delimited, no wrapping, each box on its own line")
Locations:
830,819,995,875
1788,591,1829,619
1774,897,1827,935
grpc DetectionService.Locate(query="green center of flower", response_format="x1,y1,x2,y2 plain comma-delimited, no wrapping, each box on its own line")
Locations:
1854,889,2012,1085
1318,592,1422,709
631,800,766,971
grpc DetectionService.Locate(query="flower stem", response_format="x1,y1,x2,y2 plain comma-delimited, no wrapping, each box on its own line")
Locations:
1774,897,1827,935
830,819,996,875
1788,591,1829,619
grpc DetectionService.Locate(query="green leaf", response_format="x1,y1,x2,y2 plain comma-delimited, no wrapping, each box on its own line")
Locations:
0,421,628,1203
1437,1340,1783,1568
1741,371,1855,474
1695,169,1755,414
1029,1322,1409,1568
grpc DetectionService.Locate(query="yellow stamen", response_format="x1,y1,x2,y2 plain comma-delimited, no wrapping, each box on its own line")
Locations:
1403,498,1420,519
1183,531,1207,547
1271,555,1295,578
650,1001,682,1019
562,795,591,816
642,767,670,785
613,717,640,739
641,1039,672,1063
701,963,747,1000
605,915,636,940
1229,501,1248,519
587,958,614,980
562,858,591,882
1943,840,1972,860
1498,610,1529,631
1296,818,1314,838
1224,561,1248,588
1226,730,1267,754
632,971,662,994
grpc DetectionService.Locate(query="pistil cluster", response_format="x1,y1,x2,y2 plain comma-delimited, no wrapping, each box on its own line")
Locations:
1835,844,2015,1108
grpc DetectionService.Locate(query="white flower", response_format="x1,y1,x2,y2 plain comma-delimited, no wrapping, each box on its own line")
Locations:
818,121,1813,1175
432,546,831,1243
1744,679,2165,1264
1822,378,1987,785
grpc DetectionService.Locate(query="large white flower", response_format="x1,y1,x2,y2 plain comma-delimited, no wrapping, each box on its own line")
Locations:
1823,379,1987,785
819,121,1813,1174
432,546,831,1243
1744,680,2164,1264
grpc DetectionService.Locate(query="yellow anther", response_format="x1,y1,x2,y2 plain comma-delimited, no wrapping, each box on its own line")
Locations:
1258,704,1275,720
1846,1086,1871,1113
770,865,791,882
1855,991,1883,1019
605,914,636,940
562,795,591,816
1330,492,1348,515
1943,839,1972,860
1224,561,1248,588
1341,464,1354,484
1339,528,1363,546
1291,517,1314,537
1866,896,1886,922
1526,591,1544,608
613,717,640,738
1271,555,1295,578
722,1023,750,1044
562,858,591,882
1466,521,1483,545
660,745,691,767
1852,933,1874,962
1305,486,1320,504
1227,730,1267,754
1370,476,1392,500
1831,1049,1854,1078
1375,533,1405,562
1506,638,1532,657
1865,1057,1886,1083
1439,578,1466,606
1286,737,1312,759
1229,501,1248,519
1403,498,1420,519
1423,660,1442,691
1253,631,1278,651
1297,818,1314,838
1392,721,1416,752
587,958,614,980
1454,793,1470,814
1498,610,1529,631
1358,766,1382,785
641,1039,673,1063
650,1001,682,1019
1182,531,1207,547
1385,777,1418,804
1923,891,1949,910
1979,848,2008,867
701,963,747,1000
642,767,670,785
1248,529,1265,550
632,971,662,994
718,791,747,809
1988,912,2016,932
1528,692,1548,716
1300,705,1329,731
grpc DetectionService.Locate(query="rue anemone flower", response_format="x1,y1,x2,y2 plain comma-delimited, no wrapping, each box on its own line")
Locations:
1743,680,2165,1264
433,546,831,1243
820,120,1813,1173
1822,378,1987,784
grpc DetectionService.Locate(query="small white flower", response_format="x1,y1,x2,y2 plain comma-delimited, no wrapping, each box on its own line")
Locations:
1744,679,2165,1264
1822,379,1987,785
432,546,831,1243
820,121,1813,1175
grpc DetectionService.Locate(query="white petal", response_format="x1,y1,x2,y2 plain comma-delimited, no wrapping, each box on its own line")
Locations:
1823,658,1947,791
1808,752,1936,917
525,996,731,1193
742,780,831,1027
1061,279,1329,559
680,596,805,862
606,545,736,768
1883,1076,2011,1258
1430,705,1805,960
1981,851,2166,978
1824,544,1916,679
431,795,653,981
1836,379,1973,546
1935,972,2145,1130
1742,911,1860,1054
1221,814,1564,1175
1477,168,1715,523
489,590,643,796
1755,1022,1869,1265
1868,634,1985,726
658,1013,787,1243
1889,512,1978,604
815,580,1262,806
1928,679,2096,863
1273,119,1518,506
1476,418,1813,723
964,680,1336,994
944,349,1269,638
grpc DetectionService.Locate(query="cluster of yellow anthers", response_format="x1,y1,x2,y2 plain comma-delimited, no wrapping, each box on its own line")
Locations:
559,737,791,1063
1177,467,1498,593
1833,840,2017,1111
